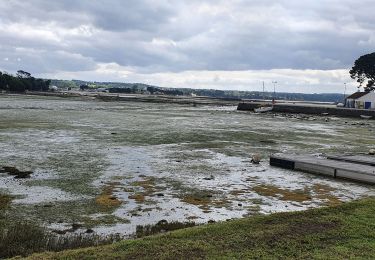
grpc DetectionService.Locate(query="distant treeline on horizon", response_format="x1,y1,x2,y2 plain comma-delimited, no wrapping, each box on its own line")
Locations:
0,73,343,103
52,79,345,103
0,70,50,92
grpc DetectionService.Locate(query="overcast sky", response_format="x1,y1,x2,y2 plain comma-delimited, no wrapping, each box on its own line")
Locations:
0,0,374,93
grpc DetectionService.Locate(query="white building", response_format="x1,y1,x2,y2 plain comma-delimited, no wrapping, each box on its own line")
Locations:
50,85,58,92
345,91,375,109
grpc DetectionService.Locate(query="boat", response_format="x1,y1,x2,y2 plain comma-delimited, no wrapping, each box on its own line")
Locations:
254,106,273,113
360,115,372,119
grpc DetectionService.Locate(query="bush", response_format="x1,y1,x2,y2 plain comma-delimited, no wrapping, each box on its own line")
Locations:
136,220,196,238
0,221,120,258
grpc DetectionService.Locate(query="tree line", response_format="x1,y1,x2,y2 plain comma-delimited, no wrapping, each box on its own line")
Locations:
0,70,50,92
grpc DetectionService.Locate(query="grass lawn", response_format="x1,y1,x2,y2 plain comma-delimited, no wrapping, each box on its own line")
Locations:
22,197,375,259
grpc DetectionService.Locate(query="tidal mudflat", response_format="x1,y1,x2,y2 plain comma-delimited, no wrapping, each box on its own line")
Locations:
1,95,375,236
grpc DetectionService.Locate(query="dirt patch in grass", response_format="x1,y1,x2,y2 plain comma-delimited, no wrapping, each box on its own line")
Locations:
288,219,340,236
95,182,122,209
312,184,343,206
128,193,146,203
129,177,164,204
253,184,312,202
253,183,343,205
0,194,12,209
131,178,155,190
229,189,248,196
180,190,230,211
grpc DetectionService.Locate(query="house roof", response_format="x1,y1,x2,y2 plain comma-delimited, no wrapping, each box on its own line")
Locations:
346,92,369,99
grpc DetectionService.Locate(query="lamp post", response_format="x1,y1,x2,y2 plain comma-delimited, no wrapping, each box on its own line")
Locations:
272,81,277,100
262,81,265,100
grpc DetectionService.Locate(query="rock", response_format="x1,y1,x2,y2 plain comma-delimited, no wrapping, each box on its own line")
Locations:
155,193,164,197
85,228,94,234
251,154,261,164
208,220,216,224
260,140,276,144
238,203,243,206
157,219,168,225
369,149,375,155
14,171,32,179
52,229,67,235
71,223,83,231
1,166,33,179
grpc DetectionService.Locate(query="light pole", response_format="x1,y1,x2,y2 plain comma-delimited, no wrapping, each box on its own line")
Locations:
272,81,277,100
262,81,265,100
343,82,347,100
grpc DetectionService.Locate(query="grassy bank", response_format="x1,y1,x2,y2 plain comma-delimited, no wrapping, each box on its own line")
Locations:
23,197,375,259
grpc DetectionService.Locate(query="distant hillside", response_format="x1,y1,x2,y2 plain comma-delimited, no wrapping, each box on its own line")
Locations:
50,79,344,103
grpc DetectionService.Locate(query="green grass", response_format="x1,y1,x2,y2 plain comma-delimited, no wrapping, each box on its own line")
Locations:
23,197,375,259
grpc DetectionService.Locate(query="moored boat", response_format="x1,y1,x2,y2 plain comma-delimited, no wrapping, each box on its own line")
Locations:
254,106,273,113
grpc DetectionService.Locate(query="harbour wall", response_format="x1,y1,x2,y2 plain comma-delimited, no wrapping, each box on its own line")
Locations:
237,102,375,118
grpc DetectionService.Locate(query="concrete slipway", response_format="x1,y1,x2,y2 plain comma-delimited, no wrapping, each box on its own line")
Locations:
270,154,375,184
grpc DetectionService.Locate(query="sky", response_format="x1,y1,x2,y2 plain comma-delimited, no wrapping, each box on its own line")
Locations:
0,0,374,93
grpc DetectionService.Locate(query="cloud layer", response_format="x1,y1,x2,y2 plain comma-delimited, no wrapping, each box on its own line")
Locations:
0,0,374,92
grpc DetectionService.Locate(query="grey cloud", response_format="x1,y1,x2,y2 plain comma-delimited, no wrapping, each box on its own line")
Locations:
0,46,96,74
0,0,374,76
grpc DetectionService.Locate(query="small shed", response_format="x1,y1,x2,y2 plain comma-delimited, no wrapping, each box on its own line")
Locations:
345,91,375,109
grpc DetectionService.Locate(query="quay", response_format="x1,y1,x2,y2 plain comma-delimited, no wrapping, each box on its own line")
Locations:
270,154,375,184
238,101,375,118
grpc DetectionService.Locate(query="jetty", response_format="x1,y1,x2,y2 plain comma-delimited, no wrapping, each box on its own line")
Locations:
270,154,375,184
326,154,375,166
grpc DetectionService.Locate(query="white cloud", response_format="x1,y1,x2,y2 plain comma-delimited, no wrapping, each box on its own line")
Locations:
38,62,356,94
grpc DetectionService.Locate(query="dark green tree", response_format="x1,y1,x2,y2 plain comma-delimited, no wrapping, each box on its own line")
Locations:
16,70,31,79
349,52,375,92
0,70,50,92
80,84,89,90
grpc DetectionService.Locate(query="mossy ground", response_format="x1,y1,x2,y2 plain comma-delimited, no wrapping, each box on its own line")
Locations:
0,194,13,209
24,197,375,259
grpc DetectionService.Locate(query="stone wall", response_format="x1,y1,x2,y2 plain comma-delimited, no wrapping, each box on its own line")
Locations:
237,102,375,118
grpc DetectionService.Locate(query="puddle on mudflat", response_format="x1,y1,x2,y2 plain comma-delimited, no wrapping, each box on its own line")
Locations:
0,95,375,236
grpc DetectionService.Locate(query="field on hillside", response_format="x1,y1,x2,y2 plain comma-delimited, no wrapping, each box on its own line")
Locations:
1,95,375,237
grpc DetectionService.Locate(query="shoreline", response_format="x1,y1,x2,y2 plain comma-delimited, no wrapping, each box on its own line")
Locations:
0,91,240,106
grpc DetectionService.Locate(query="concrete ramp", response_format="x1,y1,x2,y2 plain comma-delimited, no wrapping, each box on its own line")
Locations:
270,154,375,184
